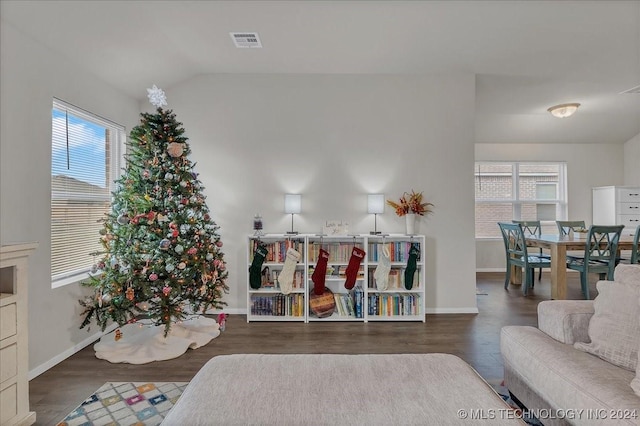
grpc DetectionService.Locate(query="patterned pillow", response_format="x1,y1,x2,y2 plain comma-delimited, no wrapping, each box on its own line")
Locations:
574,280,640,371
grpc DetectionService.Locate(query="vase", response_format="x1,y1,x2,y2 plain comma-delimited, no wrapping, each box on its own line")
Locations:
405,213,416,235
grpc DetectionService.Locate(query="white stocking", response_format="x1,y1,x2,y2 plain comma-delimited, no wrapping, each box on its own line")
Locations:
279,247,301,294
374,245,391,291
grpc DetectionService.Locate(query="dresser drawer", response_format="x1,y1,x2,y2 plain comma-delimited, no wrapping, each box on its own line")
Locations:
0,343,17,383
619,188,640,202
619,202,640,215
0,303,17,340
0,382,18,424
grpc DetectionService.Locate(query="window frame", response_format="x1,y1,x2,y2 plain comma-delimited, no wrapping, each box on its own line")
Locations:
474,161,568,239
51,98,125,288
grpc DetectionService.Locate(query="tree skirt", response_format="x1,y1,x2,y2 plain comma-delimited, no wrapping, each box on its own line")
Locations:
94,316,220,364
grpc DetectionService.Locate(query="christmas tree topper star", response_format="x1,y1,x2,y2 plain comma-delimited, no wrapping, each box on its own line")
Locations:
147,84,167,108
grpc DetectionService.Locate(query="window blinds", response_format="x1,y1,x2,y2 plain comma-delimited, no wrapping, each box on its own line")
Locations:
51,99,124,283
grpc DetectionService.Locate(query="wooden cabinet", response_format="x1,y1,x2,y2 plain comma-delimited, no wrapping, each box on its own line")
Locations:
593,186,640,237
1,243,37,426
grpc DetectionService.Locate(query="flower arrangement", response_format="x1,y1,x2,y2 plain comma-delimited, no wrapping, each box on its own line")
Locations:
387,190,434,217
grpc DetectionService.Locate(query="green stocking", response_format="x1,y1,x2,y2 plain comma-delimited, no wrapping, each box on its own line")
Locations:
249,243,269,289
404,243,420,290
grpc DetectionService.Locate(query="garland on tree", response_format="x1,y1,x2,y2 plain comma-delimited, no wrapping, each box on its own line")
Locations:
79,85,228,336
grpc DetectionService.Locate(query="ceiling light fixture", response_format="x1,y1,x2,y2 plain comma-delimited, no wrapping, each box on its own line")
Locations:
547,103,580,118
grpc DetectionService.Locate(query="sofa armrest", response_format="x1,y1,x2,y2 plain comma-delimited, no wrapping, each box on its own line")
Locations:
537,300,594,344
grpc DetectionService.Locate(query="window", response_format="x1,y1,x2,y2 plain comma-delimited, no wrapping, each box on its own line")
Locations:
51,99,125,287
475,162,567,238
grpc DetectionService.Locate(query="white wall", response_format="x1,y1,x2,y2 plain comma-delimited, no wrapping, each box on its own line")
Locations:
624,133,640,186
475,143,625,270
167,73,478,314
0,21,139,374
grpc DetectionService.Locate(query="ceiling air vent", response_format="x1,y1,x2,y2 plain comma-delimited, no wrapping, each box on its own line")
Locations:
230,32,262,48
620,84,640,94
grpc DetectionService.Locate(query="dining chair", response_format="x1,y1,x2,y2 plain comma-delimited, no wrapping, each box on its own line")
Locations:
566,224,625,299
512,220,549,281
556,220,586,236
498,222,551,296
619,225,640,264
556,220,588,260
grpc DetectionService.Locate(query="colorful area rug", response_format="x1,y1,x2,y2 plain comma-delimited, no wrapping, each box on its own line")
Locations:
57,382,188,426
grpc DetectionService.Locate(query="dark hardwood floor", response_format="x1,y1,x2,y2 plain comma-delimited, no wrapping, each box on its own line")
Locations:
30,272,594,425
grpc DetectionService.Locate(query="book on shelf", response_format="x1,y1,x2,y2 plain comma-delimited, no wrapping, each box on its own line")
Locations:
250,239,305,263
367,269,420,290
308,242,365,263
250,294,305,317
367,293,420,317
368,241,422,263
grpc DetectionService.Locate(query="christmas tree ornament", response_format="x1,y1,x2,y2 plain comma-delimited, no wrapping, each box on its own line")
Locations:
147,84,167,107
312,249,330,295
278,248,301,295
159,239,171,250
175,244,184,254
165,172,174,180
187,247,197,255
178,262,186,270
206,253,213,261
114,329,123,341
165,263,175,272
344,246,366,290
162,285,171,296
90,264,98,274
142,169,150,178
101,293,112,304
126,286,135,301
404,243,420,290
149,273,159,281
117,214,129,225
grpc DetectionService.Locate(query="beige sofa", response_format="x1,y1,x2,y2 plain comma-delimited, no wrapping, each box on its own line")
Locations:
501,264,640,426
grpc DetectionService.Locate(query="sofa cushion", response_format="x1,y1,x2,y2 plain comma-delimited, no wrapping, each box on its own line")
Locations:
574,280,640,371
537,300,593,344
615,263,640,284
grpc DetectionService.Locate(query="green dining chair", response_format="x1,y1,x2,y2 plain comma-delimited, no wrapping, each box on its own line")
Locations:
513,220,549,281
620,225,640,264
566,224,625,299
556,220,586,236
556,220,588,260
498,222,551,296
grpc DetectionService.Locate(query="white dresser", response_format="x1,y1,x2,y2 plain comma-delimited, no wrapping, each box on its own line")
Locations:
592,186,640,237
1,243,37,426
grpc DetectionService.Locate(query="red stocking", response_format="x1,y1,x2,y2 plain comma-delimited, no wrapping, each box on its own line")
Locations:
312,249,330,295
344,247,366,289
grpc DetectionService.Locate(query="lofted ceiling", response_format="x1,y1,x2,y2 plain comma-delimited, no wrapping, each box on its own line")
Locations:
2,0,639,144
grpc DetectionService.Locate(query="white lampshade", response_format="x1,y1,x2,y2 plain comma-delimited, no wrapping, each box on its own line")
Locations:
547,103,580,118
368,194,385,214
284,194,301,214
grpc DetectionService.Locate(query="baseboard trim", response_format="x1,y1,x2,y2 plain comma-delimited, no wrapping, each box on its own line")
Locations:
28,323,118,380
425,307,479,314
476,268,505,272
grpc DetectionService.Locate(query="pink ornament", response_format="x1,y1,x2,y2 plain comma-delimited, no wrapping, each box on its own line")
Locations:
162,286,171,296
213,259,220,267
149,273,158,281
187,247,197,255
216,241,223,247
167,142,184,158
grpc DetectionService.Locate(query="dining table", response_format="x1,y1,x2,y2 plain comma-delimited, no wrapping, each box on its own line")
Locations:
512,234,636,299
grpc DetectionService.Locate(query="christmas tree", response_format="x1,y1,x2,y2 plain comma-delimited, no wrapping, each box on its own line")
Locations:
80,85,228,336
